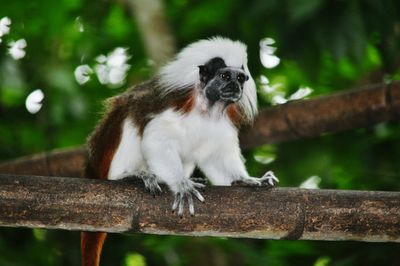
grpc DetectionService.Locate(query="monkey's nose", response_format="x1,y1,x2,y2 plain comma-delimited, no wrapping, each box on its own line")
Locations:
221,82,240,94
220,83,242,102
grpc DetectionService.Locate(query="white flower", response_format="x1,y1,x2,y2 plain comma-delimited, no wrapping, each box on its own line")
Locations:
107,48,129,67
75,17,84,33
260,37,280,69
74,64,93,85
299,176,321,189
94,47,131,86
108,64,130,84
8,39,27,60
96,55,107,64
0,17,11,37
288,86,313,101
271,94,288,105
25,89,44,114
259,75,283,94
94,64,109,85
260,75,269,85
269,86,313,105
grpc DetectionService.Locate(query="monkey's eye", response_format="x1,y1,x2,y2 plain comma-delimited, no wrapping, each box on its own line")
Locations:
220,72,231,81
237,74,247,83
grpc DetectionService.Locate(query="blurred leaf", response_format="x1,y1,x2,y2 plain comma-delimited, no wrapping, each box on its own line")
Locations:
124,253,146,266
314,256,330,266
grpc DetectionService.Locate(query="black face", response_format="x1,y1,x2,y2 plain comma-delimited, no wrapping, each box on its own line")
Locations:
199,57,249,104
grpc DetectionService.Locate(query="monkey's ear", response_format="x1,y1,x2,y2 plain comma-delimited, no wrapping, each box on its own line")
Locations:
198,65,209,83
198,65,207,76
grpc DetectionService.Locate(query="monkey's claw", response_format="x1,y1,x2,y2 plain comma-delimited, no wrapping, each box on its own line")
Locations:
171,179,205,216
140,173,162,196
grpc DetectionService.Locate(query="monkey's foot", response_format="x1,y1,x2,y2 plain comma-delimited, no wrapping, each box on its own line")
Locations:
171,179,205,217
236,171,279,187
138,172,162,196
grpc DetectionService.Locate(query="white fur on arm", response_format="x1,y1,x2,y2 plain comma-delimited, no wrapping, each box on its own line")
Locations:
141,110,188,192
141,135,185,193
198,145,249,186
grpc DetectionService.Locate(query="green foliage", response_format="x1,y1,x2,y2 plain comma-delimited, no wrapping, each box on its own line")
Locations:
0,0,400,265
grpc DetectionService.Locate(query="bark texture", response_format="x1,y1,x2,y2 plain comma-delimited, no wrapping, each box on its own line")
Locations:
126,0,176,67
0,175,399,242
240,82,400,148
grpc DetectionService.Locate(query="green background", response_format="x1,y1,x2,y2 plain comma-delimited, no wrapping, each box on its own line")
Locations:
0,0,399,265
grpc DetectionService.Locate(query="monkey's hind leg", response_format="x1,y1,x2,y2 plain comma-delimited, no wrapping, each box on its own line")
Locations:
81,232,107,266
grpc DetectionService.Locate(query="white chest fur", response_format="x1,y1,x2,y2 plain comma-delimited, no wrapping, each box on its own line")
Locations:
145,108,238,163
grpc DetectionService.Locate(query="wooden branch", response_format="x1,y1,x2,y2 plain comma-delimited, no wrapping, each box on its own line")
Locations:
0,147,87,177
0,82,399,177
0,174,399,242
240,82,400,148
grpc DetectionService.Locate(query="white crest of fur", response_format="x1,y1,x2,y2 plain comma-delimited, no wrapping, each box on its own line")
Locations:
158,37,258,123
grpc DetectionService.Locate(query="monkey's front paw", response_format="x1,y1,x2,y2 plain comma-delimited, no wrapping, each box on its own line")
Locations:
259,171,279,186
237,171,279,187
171,179,205,216
139,172,162,196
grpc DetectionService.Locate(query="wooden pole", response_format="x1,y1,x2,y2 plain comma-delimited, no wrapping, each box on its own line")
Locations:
0,174,399,242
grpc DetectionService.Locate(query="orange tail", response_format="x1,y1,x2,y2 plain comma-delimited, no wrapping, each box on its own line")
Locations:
81,232,107,266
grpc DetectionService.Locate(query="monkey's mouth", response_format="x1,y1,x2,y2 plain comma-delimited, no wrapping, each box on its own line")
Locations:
205,85,242,104
219,85,243,103
220,93,242,103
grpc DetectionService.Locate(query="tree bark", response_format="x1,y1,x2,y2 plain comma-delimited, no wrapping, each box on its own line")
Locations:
125,0,176,68
0,174,399,242
240,81,400,148
0,82,399,177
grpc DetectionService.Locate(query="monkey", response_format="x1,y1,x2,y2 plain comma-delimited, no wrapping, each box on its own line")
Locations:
81,37,279,266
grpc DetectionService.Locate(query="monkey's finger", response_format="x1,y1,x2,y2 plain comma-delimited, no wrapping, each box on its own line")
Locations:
193,189,205,202
262,171,279,182
262,176,279,186
268,178,275,186
193,182,206,189
172,194,179,212
270,177,278,185
271,176,279,183
178,195,185,217
188,194,195,216
191,177,207,185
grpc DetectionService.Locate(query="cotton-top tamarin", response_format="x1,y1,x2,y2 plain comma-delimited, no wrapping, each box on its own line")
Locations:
81,37,278,266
